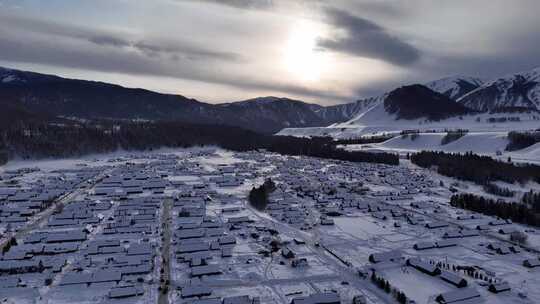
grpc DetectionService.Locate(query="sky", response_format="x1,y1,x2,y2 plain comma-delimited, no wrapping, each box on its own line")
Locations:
0,0,539,105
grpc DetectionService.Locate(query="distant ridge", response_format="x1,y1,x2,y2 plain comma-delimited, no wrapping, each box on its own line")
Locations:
0,67,357,133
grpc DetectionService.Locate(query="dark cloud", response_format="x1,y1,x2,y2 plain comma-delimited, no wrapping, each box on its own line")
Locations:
132,41,244,62
183,0,275,10
317,7,421,66
88,35,129,48
0,13,244,63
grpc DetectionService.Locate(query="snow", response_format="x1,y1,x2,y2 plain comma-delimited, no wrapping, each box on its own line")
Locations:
278,99,540,159
425,75,484,100
2,148,540,304
278,66,540,159
343,132,510,156
458,66,540,110
1,75,18,83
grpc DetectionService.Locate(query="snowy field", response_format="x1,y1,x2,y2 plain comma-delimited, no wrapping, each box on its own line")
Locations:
277,103,540,161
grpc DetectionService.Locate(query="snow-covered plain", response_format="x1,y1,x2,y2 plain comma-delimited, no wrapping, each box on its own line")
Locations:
278,100,540,161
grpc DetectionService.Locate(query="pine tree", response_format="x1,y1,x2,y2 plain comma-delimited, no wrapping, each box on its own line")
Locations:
384,280,391,293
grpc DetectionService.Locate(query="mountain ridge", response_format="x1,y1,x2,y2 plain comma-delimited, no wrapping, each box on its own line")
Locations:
3,66,540,135
457,67,540,111
0,67,354,133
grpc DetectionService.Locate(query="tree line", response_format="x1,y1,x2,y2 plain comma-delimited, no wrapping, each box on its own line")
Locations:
482,183,515,198
333,134,395,145
506,131,540,151
450,193,540,228
0,120,399,166
522,190,540,213
410,151,540,184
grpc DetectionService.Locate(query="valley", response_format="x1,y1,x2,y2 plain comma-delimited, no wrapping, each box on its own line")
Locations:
0,148,539,304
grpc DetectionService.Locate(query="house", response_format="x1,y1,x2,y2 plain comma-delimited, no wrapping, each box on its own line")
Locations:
218,236,236,245
414,242,436,250
443,231,462,239
435,288,481,304
425,222,449,229
291,292,340,304
488,282,511,293
488,243,513,255
127,243,153,256
108,286,144,299
498,227,518,235
221,247,233,258
320,218,335,225
190,264,222,277
371,212,388,221
188,299,222,304
177,229,206,240
177,242,210,254
227,216,252,224
181,285,213,298
60,270,122,285
489,219,507,226
223,295,258,304
294,238,306,245
440,270,467,288
523,259,540,268
436,240,458,248
0,259,43,274
407,258,441,276
0,277,21,288
476,225,491,231
460,230,479,237
368,250,401,263
45,231,87,243
222,207,241,213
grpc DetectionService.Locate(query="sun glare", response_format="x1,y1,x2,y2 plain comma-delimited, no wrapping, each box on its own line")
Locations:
283,22,326,82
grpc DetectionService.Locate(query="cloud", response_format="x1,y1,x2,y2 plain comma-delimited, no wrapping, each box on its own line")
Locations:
0,14,347,102
181,0,275,10
131,41,244,62
317,7,421,66
88,35,130,48
0,13,244,63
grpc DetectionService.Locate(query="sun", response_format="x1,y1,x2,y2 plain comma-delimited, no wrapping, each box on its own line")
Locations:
283,22,326,82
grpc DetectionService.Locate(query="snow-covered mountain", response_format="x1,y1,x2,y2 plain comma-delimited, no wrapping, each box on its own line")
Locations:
457,67,540,111
425,76,484,100
3,65,540,136
1,67,29,84
313,96,382,124
279,85,480,138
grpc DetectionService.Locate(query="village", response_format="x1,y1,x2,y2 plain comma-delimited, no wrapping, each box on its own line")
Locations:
0,148,539,304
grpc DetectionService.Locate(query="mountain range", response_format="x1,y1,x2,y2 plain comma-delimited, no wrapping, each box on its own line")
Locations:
458,67,540,111
1,66,539,134
0,67,351,134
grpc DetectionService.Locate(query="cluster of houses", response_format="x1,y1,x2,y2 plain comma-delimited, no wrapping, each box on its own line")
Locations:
0,167,101,230
0,161,173,301
1,148,539,303
172,185,241,301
